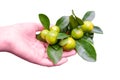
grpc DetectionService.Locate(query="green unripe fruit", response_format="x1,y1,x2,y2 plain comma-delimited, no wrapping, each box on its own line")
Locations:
59,37,76,51
46,31,58,45
71,28,84,39
81,21,94,32
50,25,60,33
40,29,49,40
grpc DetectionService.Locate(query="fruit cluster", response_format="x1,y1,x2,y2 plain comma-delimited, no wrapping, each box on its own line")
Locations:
40,25,77,51
36,10,103,64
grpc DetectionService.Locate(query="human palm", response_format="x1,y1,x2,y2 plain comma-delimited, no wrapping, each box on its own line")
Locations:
7,23,76,66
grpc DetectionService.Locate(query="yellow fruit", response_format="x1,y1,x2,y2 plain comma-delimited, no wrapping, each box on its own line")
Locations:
59,37,76,51
40,29,49,40
50,25,60,33
71,28,84,39
81,21,94,32
46,31,58,45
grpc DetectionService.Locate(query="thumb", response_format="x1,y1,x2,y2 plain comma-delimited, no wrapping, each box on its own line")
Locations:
35,23,44,31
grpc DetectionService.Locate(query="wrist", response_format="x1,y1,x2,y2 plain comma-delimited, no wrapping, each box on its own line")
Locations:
0,26,12,52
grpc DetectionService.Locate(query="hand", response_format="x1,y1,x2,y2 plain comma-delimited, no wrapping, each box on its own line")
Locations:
3,23,76,67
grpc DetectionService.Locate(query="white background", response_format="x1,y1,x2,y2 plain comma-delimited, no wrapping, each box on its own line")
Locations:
0,0,120,80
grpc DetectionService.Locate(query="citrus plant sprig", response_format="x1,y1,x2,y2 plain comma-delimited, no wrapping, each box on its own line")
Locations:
36,10,103,64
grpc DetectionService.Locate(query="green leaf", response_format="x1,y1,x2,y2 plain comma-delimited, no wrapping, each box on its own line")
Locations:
84,32,94,39
69,15,79,28
82,11,95,21
36,33,45,41
82,37,94,44
72,10,76,17
59,38,68,46
51,44,60,50
92,26,103,34
38,14,50,30
57,33,70,39
56,16,69,32
75,39,96,62
76,17,84,25
72,10,83,25
47,45,63,64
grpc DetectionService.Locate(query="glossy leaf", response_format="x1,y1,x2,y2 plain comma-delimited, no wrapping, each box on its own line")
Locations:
59,39,68,46
82,11,95,21
56,16,69,32
76,17,84,25
83,36,94,44
47,44,63,64
84,32,94,39
75,39,96,62
57,33,70,39
36,33,45,41
69,15,79,28
72,10,76,17
39,14,50,30
72,10,83,25
51,44,61,50
92,26,103,34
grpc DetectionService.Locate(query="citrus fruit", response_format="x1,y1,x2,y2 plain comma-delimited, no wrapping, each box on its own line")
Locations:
50,25,60,33
59,37,76,51
81,21,94,32
71,28,84,39
40,29,49,40
46,31,58,45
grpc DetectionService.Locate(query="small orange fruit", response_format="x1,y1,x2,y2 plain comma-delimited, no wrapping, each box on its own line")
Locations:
59,37,76,51
40,29,49,40
50,25,60,33
46,31,58,45
71,28,84,39
81,21,94,32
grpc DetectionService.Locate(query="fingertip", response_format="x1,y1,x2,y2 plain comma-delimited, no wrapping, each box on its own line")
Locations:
62,50,76,57
37,58,68,67
55,58,68,66
35,23,44,31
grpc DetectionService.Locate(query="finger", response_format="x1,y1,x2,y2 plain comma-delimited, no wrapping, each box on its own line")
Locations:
38,58,68,67
38,58,54,67
62,50,76,57
44,53,48,58
43,42,48,48
44,49,76,58
55,58,68,66
34,23,44,31
36,23,54,31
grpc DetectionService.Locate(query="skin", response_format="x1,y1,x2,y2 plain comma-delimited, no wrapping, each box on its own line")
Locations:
0,23,76,67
